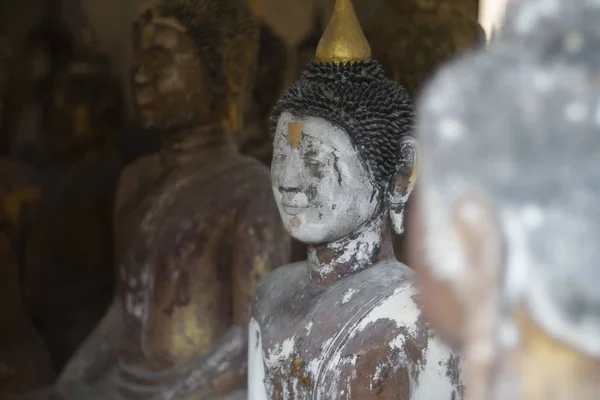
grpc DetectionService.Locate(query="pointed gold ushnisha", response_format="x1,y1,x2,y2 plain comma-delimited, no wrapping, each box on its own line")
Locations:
315,0,371,63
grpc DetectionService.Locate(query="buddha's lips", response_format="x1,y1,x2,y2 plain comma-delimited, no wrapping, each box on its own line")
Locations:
281,205,307,216
135,88,155,108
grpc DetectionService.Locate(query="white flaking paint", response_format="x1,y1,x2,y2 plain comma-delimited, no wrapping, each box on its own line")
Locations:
271,112,379,246
341,288,358,304
248,318,268,400
305,321,313,334
265,336,297,367
307,217,383,281
305,283,460,399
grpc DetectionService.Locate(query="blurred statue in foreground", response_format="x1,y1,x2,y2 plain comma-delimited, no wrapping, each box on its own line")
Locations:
411,0,600,399
248,1,461,399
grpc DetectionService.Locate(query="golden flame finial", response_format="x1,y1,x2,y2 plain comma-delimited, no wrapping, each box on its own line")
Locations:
315,0,371,63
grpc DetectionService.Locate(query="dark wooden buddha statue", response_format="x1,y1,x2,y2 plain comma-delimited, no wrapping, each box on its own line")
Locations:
55,1,290,399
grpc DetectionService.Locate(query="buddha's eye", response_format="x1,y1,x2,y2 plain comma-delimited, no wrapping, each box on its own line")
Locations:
304,159,322,168
273,153,287,163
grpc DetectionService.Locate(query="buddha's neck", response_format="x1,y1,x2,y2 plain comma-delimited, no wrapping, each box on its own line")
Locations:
307,211,395,286
160,122,238,168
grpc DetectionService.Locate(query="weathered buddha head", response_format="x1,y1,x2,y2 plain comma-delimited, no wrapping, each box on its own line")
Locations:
412,0,600,395
131,0,259,133
271,0,417,245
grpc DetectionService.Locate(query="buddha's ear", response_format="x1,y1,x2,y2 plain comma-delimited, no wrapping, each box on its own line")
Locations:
389,136,419,235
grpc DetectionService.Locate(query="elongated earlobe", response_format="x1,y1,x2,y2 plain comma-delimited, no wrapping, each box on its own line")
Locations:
389,136,419,234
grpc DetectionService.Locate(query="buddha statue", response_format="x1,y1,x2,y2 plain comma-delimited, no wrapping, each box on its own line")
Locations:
55,1,290,399
248,1,461,399
0,157,55,398
20,30,123,370
411,0,600,399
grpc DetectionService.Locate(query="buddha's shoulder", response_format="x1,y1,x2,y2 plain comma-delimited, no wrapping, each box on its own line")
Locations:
251,261,320,326
118,153,161,189
115,154,162,208
251,261,416,329
316,262,417,327
344,260,415,296
220,153,271,189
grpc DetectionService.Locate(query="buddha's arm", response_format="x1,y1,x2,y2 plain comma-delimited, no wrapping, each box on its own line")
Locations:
162,204,290,399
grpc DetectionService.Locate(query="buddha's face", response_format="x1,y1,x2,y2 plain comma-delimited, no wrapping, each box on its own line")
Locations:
131,16,211,130
272,112,379,244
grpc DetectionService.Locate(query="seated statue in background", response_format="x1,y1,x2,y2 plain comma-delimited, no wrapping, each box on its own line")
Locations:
21,27,123,371
0,157,55,398
248,1,461,399
56,1,290,399
411,0,600,399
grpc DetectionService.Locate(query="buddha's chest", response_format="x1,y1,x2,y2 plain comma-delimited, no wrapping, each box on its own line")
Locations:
116,161,251,257
116,168,245,316
119,173,239,267
255,283,462,400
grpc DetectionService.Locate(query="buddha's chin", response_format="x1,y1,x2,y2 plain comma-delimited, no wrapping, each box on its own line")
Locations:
283,217,334,245
137,111,156,129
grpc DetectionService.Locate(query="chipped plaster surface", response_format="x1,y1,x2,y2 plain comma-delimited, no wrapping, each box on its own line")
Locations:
250,266,461,399
272,112,379,245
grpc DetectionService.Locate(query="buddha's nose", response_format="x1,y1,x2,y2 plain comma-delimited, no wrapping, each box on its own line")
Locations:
279,152,303,192
133,63,150,86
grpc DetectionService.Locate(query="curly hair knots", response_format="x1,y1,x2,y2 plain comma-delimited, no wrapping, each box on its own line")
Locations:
272,60,415,190
154,0,259,96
